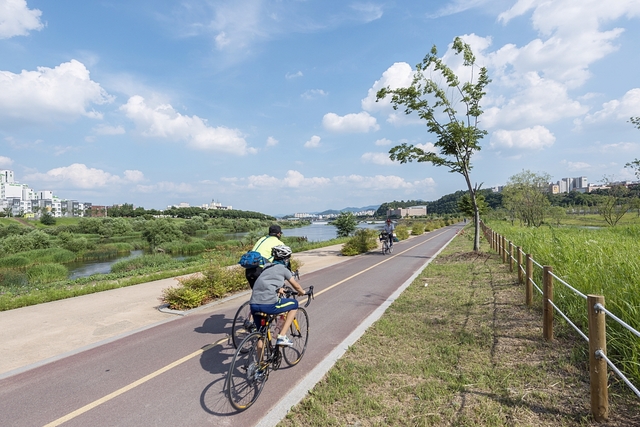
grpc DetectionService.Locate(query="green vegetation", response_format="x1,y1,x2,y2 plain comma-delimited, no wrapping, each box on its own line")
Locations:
279,232,639,426
487,220,640,386
341,229,378,256
332,212,357,237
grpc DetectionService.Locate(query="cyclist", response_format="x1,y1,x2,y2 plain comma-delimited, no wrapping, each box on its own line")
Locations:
245,224,285,288
382,218,395,248
249,245,305,347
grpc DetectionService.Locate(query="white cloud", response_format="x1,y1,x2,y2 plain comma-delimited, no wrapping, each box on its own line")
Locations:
286,71,303,79
304,135,321,148
136,181,194,194
560,160,591,172
362,62,414,112
482,73,588,129
350,3,384,22
0,60,112,124
266,136,278,147
121,95,254,155
490,126,555,151
0,156,13,168
0,0,44,39
583,88,640,124
333,174,436,190
23,163,142,189
415,142,437,153
93,124,126,135
374,138,392,146
301,89,327,100
361,152,395,165
600,142,638,153
246,170,330,189
323,111,379,133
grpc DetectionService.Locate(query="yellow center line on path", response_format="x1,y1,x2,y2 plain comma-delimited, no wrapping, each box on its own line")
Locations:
44,228,455,426
300,228,451,302
43,337,228,427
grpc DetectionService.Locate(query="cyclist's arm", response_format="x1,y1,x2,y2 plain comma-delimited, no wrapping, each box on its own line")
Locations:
286,276,305,295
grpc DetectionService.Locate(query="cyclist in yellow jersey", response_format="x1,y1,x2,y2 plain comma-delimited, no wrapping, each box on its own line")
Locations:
245,225,285,288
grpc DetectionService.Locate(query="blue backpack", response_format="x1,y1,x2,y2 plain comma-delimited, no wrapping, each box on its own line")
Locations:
238,236,270,268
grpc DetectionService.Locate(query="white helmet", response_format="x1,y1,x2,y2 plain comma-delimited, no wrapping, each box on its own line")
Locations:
271,245,292,260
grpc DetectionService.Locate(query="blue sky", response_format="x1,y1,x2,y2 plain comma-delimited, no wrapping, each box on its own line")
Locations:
1,0,640,216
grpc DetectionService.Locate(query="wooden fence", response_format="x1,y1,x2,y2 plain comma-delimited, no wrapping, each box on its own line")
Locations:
479,221,640,422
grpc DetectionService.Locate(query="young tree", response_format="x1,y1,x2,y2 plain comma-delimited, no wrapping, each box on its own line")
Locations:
333,212,357,237
598,182,630,226
142,218,182,251
376,37,490,251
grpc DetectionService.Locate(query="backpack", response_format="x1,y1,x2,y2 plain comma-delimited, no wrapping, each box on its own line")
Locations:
238,251,267,268
238,236,270,268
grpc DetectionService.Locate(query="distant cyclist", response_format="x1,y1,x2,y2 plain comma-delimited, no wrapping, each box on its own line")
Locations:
383,218,395,248
245,225,285,288
249,245,305,347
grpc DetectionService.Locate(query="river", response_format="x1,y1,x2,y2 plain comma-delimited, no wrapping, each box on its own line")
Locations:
66,221,386,279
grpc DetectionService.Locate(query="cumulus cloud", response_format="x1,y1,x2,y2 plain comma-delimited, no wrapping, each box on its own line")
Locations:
0,60,112,124
0,0,44,39
121,95,254,155
323,111,379,133
0,156,13,168
361,152,395,165
286,71,303,79
246,170,330,189
135,181,194,194
362,62,414,113
301,89,327,100
266,136,278,147
490,126,555,151
582,88,640,124
374,138,393,146
304,135,321,148
560,160,591,171
415,142,438,153
23,164,144,189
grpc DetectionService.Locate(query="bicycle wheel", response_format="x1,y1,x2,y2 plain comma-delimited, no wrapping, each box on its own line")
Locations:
231,300,254,349
226,332,268,411
283,307,309,366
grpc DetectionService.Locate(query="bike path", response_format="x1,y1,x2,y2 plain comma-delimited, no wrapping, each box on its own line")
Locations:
0,225,463,427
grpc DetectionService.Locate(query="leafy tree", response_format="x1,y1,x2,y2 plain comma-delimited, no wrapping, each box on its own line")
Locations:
501,170,551,227
547,206,567,226
458,193,487,218
376,37,491,251
598,182,630,226
141,218,182,251
333,212,357,237
40,211,56,225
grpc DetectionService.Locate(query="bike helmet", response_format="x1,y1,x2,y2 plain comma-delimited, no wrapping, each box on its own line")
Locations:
271,245,292,260
386,218,391,223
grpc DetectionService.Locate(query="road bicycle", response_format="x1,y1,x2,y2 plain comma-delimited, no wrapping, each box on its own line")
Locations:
226,286,314,411
380,232,393,255
230,269,300,350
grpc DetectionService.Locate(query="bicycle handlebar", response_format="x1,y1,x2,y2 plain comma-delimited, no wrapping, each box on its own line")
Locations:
281,285,314,307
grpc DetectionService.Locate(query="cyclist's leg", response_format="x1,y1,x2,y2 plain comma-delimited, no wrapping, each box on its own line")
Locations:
283,307,309,365
231,300,253,349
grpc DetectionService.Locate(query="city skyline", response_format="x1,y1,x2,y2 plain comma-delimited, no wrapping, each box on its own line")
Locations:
1,1,640,217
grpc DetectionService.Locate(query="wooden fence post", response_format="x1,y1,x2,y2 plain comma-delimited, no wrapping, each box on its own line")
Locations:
543,266,554,341
587,295,609,422
525,254,533,306
517,246,523,285
502,236,507,263
508,241,514,272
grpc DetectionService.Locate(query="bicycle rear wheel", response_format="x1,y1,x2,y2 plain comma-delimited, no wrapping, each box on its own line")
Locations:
283,307,309,366
231,300,254,350
226,332,267,411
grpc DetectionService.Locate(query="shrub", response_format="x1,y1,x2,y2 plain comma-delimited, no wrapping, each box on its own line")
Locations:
395,225,410,240
341,229,378,256
0,270,28,291
0,255,30,269
111,254,173,273
411,222,425,236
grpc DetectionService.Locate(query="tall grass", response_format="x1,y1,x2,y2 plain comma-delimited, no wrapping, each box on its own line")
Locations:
487,221,640,386
26,263,69,284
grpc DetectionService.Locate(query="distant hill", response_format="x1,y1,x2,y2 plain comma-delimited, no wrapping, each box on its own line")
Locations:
316,205,379,216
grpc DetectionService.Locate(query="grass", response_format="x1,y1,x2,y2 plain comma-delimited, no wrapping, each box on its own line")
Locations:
279,232,639,427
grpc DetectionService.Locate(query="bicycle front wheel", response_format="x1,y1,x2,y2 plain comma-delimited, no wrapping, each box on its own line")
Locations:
231,300,254,349
226,332,267,411
283,307,309,366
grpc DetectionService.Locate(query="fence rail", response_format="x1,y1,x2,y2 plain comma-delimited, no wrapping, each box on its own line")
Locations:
480,221,640,422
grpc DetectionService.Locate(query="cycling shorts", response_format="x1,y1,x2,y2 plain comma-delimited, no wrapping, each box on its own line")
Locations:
250,298,299,327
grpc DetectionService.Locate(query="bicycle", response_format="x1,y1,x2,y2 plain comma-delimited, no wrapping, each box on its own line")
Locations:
231,269,300,350
226,286,314,411
380,232,393,255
